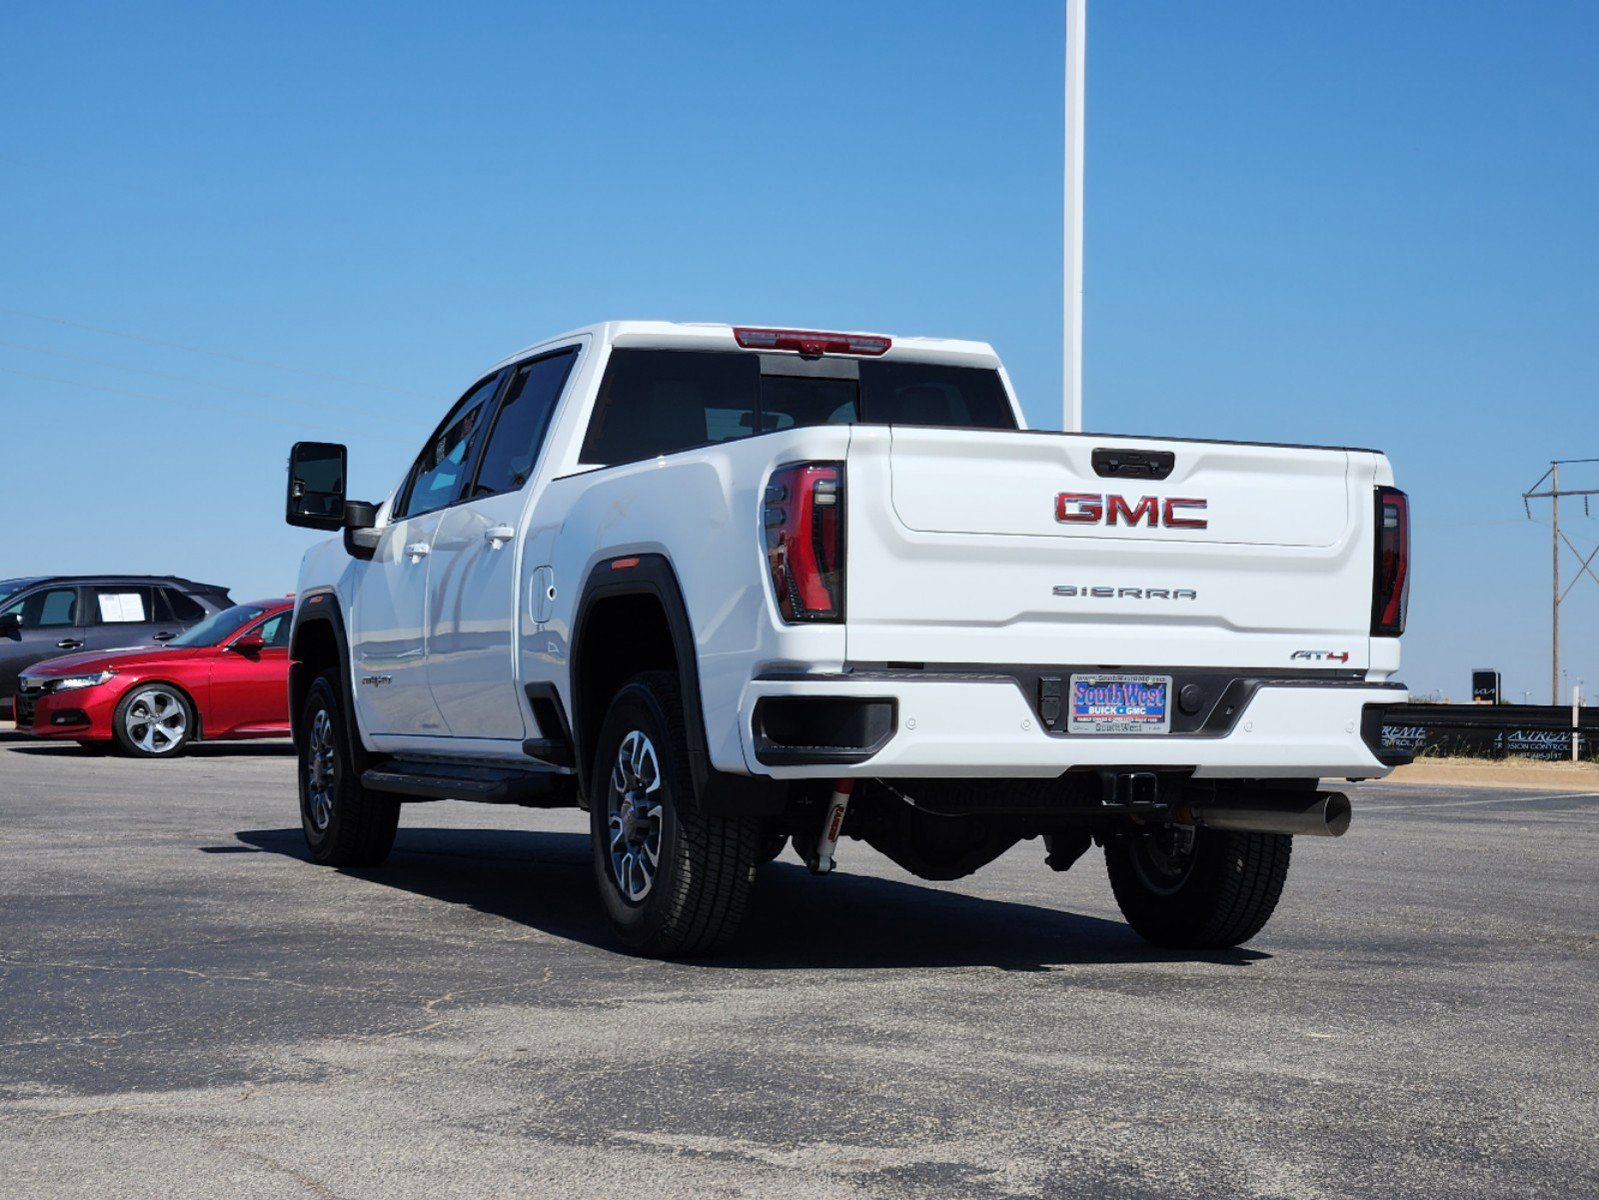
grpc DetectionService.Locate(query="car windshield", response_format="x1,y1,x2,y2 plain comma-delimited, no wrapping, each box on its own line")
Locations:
0,577,46,606
167,604,269,648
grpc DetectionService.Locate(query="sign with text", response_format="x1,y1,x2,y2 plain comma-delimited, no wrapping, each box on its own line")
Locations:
1471,669,1501,705
1382,703,1595,763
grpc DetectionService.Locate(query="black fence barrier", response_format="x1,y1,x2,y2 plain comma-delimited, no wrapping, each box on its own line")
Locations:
1381,703,1598,762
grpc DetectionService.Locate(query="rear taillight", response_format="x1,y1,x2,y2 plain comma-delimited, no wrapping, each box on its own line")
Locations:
1372,486,1409,636
764,462,845,622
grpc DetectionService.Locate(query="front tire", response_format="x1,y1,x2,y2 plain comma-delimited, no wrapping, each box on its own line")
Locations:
298,671,399,867
112,684,194,757
1104,825,1291,949
589,670,761,957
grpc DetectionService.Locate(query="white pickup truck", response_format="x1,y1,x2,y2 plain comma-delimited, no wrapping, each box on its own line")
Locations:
284,321,1411,957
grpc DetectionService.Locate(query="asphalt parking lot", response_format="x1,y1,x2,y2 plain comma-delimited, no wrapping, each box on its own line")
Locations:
1,734,1595,1200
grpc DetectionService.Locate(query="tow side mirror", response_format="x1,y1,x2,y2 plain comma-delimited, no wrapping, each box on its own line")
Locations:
230,634,266,654
286,441,349,530
0,613,20,638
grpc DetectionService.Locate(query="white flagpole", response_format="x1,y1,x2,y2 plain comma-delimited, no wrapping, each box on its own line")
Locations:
1063,0,1086,431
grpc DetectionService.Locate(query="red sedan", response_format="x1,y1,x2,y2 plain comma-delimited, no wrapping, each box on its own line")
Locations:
13,598,293,757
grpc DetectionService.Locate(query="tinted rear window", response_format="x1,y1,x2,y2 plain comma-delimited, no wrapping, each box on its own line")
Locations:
580,351,759,466
858,360,1016,429
580,350,1016,466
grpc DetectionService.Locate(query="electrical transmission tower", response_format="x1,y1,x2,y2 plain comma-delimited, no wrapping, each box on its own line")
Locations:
1523,459,1599,704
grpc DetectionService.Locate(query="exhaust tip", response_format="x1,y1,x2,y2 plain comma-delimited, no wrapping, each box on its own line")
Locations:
1191,790,1353,838
1324,792,1352,837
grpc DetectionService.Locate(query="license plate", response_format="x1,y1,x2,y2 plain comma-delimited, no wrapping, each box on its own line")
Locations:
1067,674,1172,735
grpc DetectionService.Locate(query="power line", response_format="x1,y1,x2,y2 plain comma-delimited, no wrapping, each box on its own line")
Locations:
0,366,413,445
0,338,406,424
0,304,435,399
1419,517,1545,529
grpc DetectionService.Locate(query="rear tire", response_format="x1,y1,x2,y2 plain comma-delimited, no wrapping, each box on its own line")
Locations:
298,671,398,868
589,670,760,957
1104,825,1291,949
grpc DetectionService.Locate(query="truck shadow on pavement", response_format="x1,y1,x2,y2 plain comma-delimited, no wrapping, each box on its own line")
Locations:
234,826,1268,972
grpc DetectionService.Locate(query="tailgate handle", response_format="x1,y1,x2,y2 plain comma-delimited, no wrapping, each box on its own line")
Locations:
1092,448,1175,480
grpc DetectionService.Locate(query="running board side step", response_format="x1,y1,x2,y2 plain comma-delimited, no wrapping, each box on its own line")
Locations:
361,758,577,808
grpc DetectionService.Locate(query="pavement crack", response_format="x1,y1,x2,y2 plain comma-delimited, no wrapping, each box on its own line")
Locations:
0,1023,181,1051
0,953,383,999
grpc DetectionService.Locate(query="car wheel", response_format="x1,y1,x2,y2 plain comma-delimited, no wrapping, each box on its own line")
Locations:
298,670,399,868
1104,824,1292,949
589,670,761,957
112,684,194,758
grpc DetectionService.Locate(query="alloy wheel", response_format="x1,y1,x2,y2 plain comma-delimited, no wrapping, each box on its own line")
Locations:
606,730,664,904
306,708,337,831
125,687,187,754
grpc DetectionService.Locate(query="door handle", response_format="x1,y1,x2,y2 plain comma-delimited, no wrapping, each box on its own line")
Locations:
484,525,515,549
404,542,431,563
153,631,176,642
57,639,83,649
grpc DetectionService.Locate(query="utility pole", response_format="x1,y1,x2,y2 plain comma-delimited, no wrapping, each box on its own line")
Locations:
1523,458,1599,704
1552,460,1560,705
1063,0,1086,432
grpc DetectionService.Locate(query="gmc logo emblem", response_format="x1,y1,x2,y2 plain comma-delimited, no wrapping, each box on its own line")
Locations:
1055,493,1209,529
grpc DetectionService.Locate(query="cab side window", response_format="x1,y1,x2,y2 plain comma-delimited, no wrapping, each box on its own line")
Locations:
395,371,505,519
3,587,79,629
471,348,579,498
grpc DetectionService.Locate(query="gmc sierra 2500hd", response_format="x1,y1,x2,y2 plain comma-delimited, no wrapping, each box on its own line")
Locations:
284,321,1410,957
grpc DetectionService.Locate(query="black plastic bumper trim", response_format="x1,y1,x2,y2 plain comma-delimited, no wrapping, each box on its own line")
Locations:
752,695,898,766
1361,702,1415,767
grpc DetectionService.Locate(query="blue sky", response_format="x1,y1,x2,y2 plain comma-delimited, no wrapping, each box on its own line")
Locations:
2,1,1596,701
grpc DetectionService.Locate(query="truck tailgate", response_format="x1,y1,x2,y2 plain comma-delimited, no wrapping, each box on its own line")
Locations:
844,426,1379,670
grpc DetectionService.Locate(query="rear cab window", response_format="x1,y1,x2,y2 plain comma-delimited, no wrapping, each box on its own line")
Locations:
580,351,758,466
578,348,1017,468
858,360,1016,429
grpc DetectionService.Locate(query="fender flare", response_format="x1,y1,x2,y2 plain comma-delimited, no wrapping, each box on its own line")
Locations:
571,554,782,815
288,591,365,763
